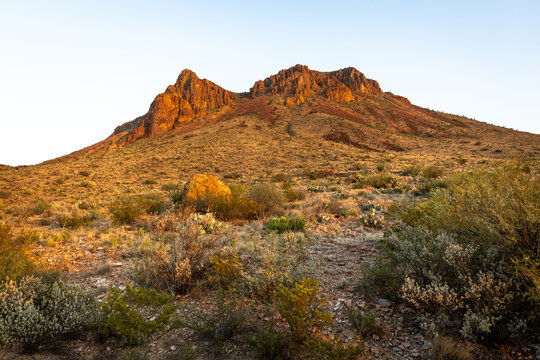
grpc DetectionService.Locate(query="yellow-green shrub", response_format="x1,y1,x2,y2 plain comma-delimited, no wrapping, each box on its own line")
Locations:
276,278,333,342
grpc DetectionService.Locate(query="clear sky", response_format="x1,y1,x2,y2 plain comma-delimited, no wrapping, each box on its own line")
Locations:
1,0,539,166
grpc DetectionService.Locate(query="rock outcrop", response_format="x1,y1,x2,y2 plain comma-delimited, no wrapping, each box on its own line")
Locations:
119,70,236,142
249,64,382,105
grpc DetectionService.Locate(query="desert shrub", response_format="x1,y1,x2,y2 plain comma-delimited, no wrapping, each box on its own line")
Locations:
239,232,308,302
422,165,444,179
95,284,177,345
276,278,333,342
210,250,243,290
266,216,306,234
142,178,157,185
271,173,288,182
370,224,537,343
0,276,91,351
32,199,51,215
247,184,286,216
110,193,165,223
248,325,293,360
189,290,247,345
307,169,335,180
138,192,166,215
0,223,35,280
376,163,385,172
401,165,422,177
402,164,539,305
110,196,145,224
431,335,473,360
358,257,400,300
414,179,447,195
344,305,384,337
212,184,261,220
284,187,307,202
354,172,400,189
137,226,225,294
62,213,97,229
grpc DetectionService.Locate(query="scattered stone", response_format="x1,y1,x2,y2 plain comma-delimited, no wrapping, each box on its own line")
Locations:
377,298,391,307
170,345,177,351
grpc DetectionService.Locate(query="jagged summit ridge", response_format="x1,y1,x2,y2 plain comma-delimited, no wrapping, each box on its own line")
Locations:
250,64,382,105
111,65,391,144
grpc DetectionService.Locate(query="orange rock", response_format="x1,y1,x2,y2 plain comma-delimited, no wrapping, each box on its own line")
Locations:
249,64,381,106
124,70,236,141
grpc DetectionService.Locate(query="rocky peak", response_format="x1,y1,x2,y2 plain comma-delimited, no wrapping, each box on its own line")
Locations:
124,69,236,141
249,64,382,105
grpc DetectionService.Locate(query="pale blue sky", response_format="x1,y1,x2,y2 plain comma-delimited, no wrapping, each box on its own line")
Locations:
1,0,539,165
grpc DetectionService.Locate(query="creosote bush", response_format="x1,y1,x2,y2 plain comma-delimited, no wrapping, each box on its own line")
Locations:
110,192,166,224
95,283,177,345
247,183,286,217
0,276,91,351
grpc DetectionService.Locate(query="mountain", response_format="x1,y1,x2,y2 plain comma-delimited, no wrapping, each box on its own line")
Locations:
56,64,537,170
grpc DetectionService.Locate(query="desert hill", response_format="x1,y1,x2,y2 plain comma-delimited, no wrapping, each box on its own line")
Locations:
58,64,538,167
0,65,538,360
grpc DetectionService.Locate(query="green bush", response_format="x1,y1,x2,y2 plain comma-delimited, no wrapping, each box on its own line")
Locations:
110,193,166,223
212,184,261,220
247,184,286,216
247,326,293,360
239,232,308,303
110,196,145,224
138,192,166,215
0,223,35,280
266,216,306,234
0,276,91,351
276,278,333,342
95,284,177,345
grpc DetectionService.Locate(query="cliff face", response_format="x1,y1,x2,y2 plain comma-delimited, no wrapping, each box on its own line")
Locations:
249,64,382,105
118,69,236,142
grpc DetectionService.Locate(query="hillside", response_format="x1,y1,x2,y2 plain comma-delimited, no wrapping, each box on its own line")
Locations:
0,65,538,360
